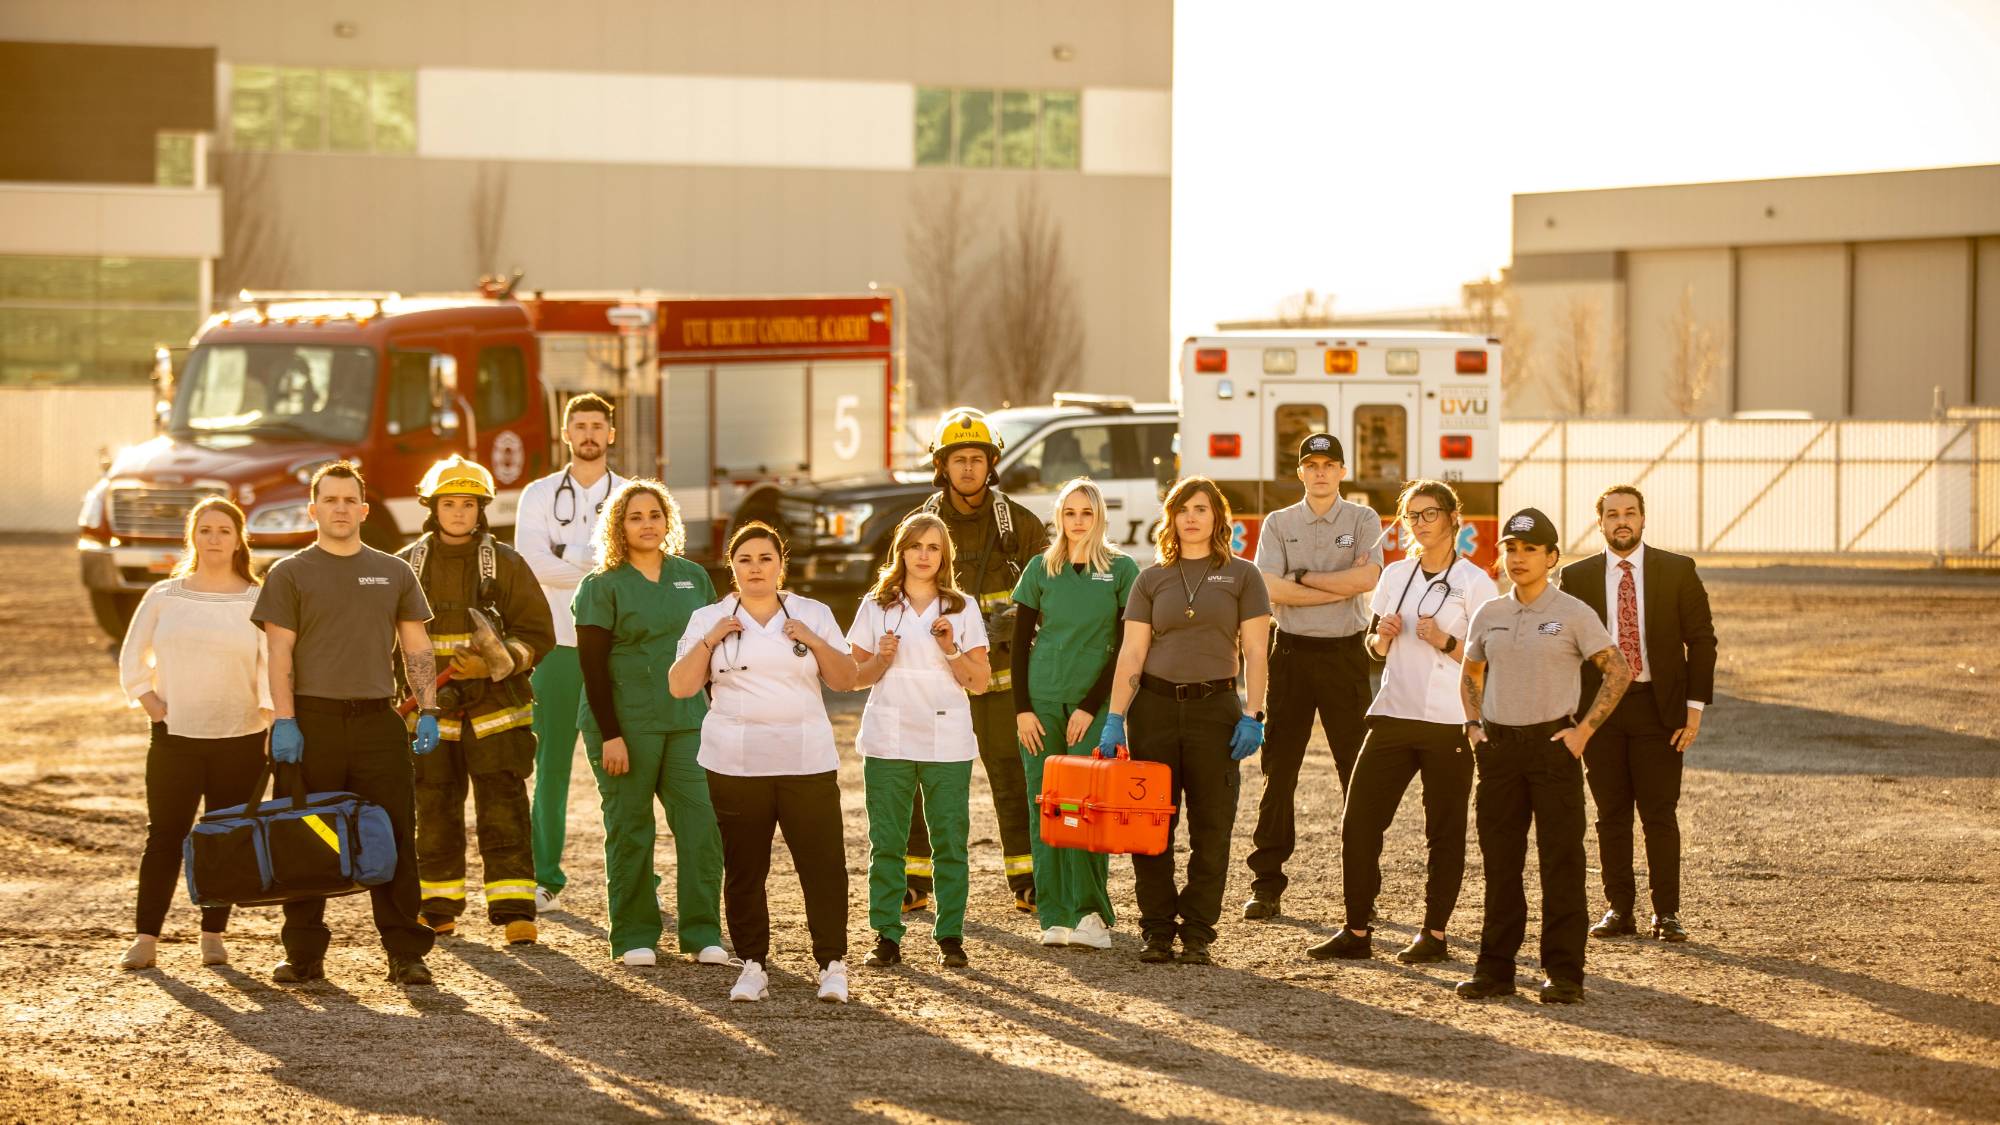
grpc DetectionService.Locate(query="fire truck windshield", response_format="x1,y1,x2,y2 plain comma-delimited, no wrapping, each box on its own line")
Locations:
170,343,378,443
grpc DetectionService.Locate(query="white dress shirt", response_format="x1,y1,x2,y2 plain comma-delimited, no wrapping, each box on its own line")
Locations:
1603,542,1703,711
516,465,625,648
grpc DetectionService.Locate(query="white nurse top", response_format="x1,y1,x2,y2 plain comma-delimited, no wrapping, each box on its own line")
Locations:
1366,555,1501,726
678,593,847,777
847,594,989,762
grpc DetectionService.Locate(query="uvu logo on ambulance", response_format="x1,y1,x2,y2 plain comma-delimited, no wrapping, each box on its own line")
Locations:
1441,387,1490,429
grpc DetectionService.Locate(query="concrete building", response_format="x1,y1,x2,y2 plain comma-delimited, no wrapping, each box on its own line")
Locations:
1510,164,2000,419
0,1,1172,401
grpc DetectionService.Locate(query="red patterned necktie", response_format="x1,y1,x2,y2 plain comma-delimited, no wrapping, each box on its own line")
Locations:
1617,560,1644,676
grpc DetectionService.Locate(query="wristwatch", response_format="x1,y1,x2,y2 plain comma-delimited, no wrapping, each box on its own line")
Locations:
421,707,442,719
1443,635,1459,654
1252,710,1266,723
1463,720,1482,736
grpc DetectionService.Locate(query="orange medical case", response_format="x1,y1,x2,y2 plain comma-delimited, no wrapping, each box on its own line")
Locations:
1035,745,1177,856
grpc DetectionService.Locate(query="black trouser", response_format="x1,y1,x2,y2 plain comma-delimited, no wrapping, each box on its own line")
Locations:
707,769,848,970
1583,683,1684,916
281,698,435,964
415,726,536,924
1340,717,1474,933
1473,719,1588,986
906,690,1034,897
1247,630,1370,902
1129,687,1241,946
137,723,266,937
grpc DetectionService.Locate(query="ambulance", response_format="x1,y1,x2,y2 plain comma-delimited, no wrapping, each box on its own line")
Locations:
1174,332,1502,571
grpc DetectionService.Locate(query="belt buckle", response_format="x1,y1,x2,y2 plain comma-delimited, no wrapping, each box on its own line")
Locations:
1174,683,1193,702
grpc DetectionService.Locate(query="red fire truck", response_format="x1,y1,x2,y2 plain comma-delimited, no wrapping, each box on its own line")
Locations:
78,289,896,637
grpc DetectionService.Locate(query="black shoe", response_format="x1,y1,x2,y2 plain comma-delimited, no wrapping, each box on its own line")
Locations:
1241,897,1280,921
863,936,902,968
1455,974,1517,1000
1538,977,1584,1004
937,938,969,968
1651,913,1689,942
1590,909,1637,938
1175,940,1213,966
271,959,325,984
1395,933,1450,964
1306,928,1373,961
387,957,433,986
1138,936,1176,964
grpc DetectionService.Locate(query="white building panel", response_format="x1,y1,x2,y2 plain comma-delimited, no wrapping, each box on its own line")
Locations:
1080,87,1171,177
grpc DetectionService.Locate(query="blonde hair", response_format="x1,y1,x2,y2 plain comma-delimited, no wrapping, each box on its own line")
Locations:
1154,477,1235,566
1041,477,1120,577
595,479,687,572
867,511,968,614
171,496,259,585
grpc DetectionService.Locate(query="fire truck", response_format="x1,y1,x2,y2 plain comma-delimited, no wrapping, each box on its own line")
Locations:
1175,332,1502,570
78,288,896,637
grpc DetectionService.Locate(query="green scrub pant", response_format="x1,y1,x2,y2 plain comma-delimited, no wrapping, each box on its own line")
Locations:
907,691,1034,898
1020,700,1117,931
583,728,723,958
867,757,972,944
530,645,582,895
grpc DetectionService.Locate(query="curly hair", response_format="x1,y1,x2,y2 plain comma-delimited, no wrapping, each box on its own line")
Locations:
1154,477,1235,566
867,511,968,614
595,479,687,572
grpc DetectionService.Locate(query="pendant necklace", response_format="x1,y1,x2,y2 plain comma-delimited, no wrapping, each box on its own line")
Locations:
1176,556,1210,620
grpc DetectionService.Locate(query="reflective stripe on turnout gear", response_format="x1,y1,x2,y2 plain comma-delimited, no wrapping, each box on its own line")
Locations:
904,855,935,877
421,879,467,900
1004,853,1035,876
407,701,536,742
484,879,537,902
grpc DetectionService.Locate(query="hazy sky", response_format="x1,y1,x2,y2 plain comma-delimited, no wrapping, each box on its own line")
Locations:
1171,0,2000,335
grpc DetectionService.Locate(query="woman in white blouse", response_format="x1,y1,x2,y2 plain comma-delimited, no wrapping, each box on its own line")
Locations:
116,498,273,970
669,522,857,1004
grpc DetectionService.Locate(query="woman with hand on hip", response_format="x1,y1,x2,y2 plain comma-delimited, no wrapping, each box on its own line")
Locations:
572,480,726,968
117,498,272,970
849,511,990,971
1100,477,1271,966
1011,479,1139,949
669,522,857,1003
1310,480,1498,965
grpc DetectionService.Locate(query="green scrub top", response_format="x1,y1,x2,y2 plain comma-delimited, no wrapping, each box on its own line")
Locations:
1011,553,1140,705
571,556,715,734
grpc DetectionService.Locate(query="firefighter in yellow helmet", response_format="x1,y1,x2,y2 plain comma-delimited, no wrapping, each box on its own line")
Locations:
901,409,1050,913
398,455,557,944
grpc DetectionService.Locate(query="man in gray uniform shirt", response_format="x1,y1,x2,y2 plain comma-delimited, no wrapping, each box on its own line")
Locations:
1242,433,1384,919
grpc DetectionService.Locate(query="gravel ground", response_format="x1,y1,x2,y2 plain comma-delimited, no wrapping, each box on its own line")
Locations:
0,540,1995,1123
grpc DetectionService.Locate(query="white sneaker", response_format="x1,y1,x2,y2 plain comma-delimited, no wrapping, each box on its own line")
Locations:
816,960,849,1003
1068,914,1113,949
694,945,731,965
1040,926,1072,946
730,959,769,1002
534,887,562,914
621,948,658,967
199,932,229,966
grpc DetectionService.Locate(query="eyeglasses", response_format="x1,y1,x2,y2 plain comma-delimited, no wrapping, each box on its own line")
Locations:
1402,507,1450,526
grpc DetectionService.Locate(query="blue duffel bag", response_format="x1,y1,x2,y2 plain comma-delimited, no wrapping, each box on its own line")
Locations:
183,761,398,908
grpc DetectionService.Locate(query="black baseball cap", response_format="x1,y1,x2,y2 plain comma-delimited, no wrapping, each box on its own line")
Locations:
1499,507,1559,547
1297,433,1343,464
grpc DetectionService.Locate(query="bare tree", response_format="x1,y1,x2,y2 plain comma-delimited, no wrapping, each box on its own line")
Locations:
1546,295,1615,417
214,152,295,300
1272,288,1337,326
1664,285,1723,418
905,177,986,408
984,183,1084,408
471,162,510,282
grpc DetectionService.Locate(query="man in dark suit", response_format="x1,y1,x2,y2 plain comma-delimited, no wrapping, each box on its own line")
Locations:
1561,485,1717,943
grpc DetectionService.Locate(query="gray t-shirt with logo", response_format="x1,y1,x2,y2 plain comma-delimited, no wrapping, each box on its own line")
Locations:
1464,582,1615,726
1253,496,1384,637
1125,554,1273,684
253,544,432,700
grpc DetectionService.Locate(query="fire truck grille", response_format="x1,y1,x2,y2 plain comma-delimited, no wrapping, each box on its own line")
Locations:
109,486,225,539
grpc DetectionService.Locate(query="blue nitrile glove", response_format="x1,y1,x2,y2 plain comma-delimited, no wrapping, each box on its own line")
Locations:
1230,714,1265,761
271,717,303,764
1098,712,1127,755
413,713,441,756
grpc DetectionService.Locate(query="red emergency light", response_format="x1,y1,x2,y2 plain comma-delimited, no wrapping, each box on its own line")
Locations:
1194,348,1228,373
1455,350,1488,374
1209,433,1241,458
1441,435,1473,459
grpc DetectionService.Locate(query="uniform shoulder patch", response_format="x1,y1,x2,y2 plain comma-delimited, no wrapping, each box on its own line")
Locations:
1537,621,1564,635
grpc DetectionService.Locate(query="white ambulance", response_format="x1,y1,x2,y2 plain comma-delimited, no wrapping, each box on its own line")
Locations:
1174,332,1503,571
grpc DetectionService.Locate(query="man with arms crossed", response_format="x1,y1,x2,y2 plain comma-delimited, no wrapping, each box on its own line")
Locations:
255,462,440,986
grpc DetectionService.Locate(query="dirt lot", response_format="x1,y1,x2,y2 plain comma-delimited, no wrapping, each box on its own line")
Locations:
0,539,1995,1123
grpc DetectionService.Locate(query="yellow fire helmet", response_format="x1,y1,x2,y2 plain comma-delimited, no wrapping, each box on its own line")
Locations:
418,455,496,504
928,408,1004,463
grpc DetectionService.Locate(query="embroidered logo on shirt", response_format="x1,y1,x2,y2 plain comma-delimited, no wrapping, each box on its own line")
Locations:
673,581,695,589
1335,533,1355,548
358,576,389,586
1205,575,1235,583
1537,621,1564,635
1090,572,1116,582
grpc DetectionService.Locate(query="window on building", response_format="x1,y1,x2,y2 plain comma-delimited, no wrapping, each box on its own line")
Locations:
915,88,1082,171
230,66,278,151
279,68,323,151
156,134,197,187
0,256,202,386
229,65,416,154
326,69,372,152
1041,91,1080,170
914,87,952,167
371,70,416,153
956,90,996,168
1000,90,1038,168
474,346,528,427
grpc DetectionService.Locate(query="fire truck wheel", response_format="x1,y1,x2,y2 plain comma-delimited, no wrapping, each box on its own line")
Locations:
91,590,143,642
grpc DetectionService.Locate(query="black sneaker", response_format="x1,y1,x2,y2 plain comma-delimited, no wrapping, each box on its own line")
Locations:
1138,936,1176,964
1175,940,1213,966
863,936,901,968
387,957,433,986
937,938,969,968
1538,977,1585,1004
1396,933,1449,964
1455,974,1517,1000
1241,897,1280,920
271,959,325,984
1306,928,1373,961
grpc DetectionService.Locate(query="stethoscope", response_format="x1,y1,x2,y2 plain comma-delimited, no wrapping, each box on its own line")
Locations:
716,594,810,674
1393,549,1459,622
553,467,612,527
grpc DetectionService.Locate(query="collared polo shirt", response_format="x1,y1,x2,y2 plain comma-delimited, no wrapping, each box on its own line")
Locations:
1253,496,1384,637
1464,582,1615,726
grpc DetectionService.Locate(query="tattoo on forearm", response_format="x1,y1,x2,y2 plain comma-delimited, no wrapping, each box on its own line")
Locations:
1461,666,1483,719
1582,648,1631,729
406,648,437,708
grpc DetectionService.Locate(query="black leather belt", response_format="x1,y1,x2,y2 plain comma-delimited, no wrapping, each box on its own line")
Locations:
294,695,393,716
1139,673,1235,701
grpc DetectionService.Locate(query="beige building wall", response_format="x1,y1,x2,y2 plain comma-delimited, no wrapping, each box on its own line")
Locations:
1981,237,2000,409
1735,245,1847,417
1852,239,1972,418
1623,248,1731,418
